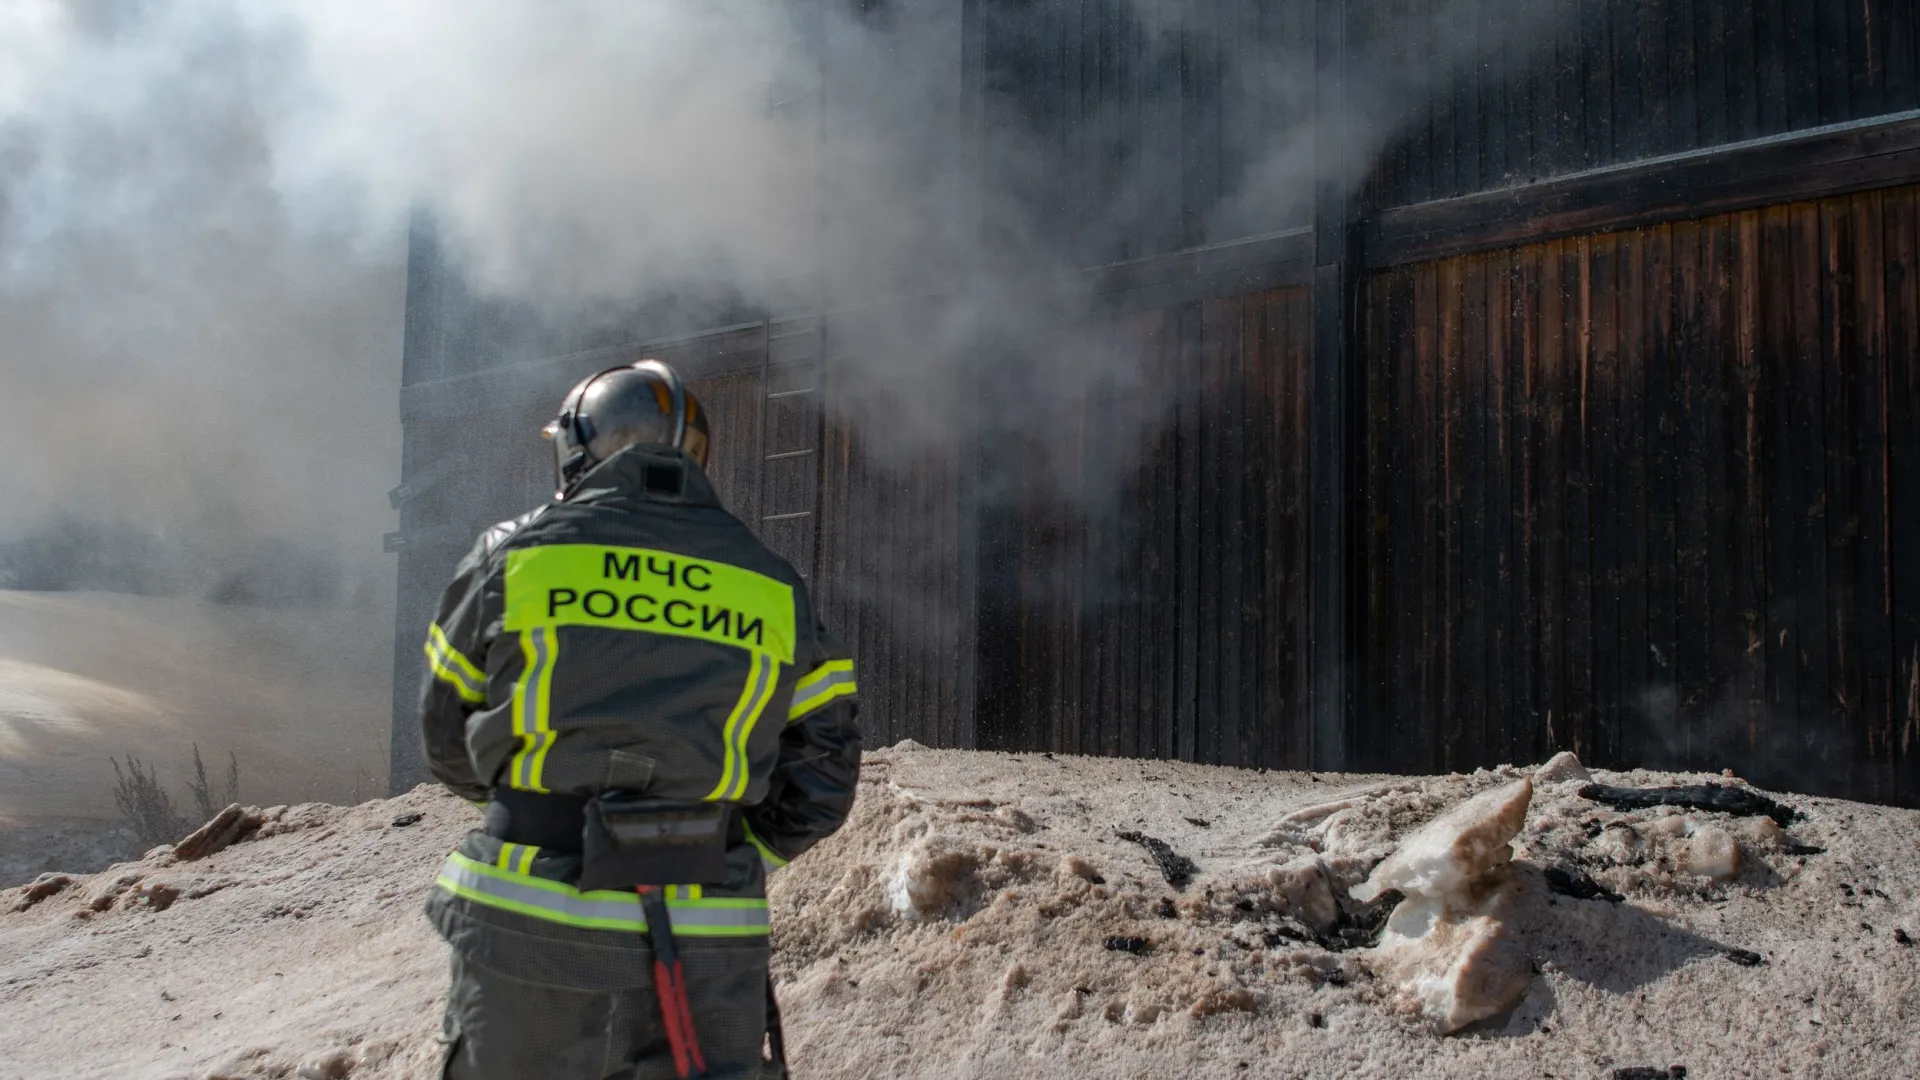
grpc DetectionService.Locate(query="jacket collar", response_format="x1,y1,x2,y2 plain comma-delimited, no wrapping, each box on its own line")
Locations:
562,445,723,510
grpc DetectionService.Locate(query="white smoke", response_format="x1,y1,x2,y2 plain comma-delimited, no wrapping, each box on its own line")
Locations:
0,0,1582,585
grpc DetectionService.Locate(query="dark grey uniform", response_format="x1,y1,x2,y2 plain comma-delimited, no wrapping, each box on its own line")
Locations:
418,445,861,1080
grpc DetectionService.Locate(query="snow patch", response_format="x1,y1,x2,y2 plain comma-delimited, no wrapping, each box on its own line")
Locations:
1353,778,1534,1034
1531,750,1591,785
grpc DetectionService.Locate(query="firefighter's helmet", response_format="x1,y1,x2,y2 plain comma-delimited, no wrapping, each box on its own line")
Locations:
542,360,710,494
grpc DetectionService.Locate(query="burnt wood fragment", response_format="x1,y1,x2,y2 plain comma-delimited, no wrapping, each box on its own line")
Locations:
1103,936,1151,955
1577,782,1801,823
1318,888,1403,952
1116,830,1198,889
1545,866,1625,903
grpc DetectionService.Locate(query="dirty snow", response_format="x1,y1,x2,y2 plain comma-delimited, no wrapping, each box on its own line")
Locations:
3,745,1918,1079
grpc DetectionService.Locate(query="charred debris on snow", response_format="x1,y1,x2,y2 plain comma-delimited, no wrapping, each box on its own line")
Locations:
1115,830,1198,890
1577,783,1801,824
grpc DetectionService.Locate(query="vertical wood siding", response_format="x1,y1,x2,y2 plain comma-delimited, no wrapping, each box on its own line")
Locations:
1360,185,1920,804
973,0,1316,262
1368,0,1920,209
814,414,972,751
969,288,1314,765
390,3,1920,805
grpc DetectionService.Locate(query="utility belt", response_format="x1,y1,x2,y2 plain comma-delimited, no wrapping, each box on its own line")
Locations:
485,789,742,892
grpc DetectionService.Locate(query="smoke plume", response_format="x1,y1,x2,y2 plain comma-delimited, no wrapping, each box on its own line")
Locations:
0,1,1583,806
3,0,1577,552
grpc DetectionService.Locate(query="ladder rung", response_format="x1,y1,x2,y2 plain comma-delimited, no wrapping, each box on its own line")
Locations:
767,387,817,400
762,511,813,523
765,448,817,461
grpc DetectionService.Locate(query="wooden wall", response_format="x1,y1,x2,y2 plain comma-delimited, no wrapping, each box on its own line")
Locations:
1369,0,1920,209
1359,184,1920,804
972,287,1314,765
972,0,1315,262
815,414,973,750
390,2,1920,805
975,0,1920,253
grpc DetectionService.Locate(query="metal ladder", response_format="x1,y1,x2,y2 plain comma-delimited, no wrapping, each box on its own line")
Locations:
754,0,830,580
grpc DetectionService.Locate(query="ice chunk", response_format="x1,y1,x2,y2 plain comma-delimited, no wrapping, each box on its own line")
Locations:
1376,885,1530,1033
1676,825,1741,881
1591,823,1646,865
1351,778,1532,904
1352,778,1534,1034
1738,815,1784,850
885,838,982,920
1532,751,1591,785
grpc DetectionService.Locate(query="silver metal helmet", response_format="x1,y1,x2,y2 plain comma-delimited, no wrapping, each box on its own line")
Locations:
541,360,710,494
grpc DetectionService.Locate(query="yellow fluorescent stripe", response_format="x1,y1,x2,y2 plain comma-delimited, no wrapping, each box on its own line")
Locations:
496,843,519,871
742,820,788,870
509,632,530,779
424,636,486,704
450,853,772,909
793,658,854,695
705,653,767,801
436,875,647,932
427,624,486,687
515,845,536,875
727,660,778,801
788,658,857,721
525,627,559,790
426,651,486,704
436,855,769,936
788,681,857,722
507,628,558,793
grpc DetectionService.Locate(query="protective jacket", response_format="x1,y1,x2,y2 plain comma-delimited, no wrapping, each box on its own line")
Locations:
417,444,860,1079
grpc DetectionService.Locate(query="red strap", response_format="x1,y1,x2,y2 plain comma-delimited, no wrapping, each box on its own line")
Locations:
669,960,710,1075
638,887,709,1079
655,959,693,1078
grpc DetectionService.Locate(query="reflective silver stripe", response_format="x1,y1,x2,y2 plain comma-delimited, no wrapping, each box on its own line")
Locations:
435,854,770,936
788,664,856,722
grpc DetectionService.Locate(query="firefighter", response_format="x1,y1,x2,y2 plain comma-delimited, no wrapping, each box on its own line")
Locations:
418,359,861,1080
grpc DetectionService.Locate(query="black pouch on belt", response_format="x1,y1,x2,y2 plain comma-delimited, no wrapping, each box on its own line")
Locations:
578,794,730,892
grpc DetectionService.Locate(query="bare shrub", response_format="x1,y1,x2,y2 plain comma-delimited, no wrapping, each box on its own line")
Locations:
110,756,186,848
187,743,241,822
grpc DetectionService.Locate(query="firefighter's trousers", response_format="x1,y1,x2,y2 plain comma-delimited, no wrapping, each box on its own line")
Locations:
428,834,781,1080
436,922,776,1080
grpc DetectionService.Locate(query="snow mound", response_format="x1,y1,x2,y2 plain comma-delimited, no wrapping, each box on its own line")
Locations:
3,749,1917,1079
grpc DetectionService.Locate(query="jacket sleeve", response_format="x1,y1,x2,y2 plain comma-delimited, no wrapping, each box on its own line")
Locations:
417,539,496,804
744,619,862,870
